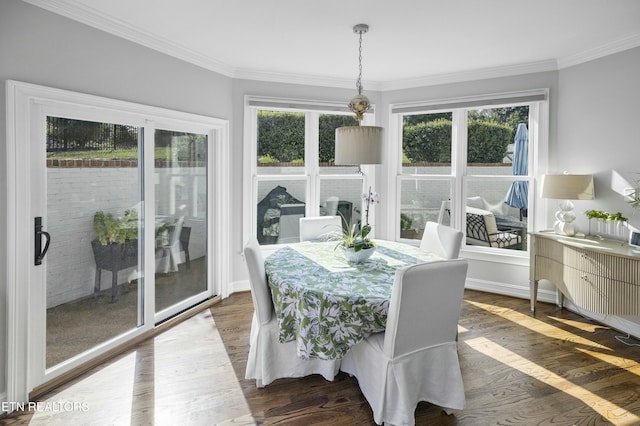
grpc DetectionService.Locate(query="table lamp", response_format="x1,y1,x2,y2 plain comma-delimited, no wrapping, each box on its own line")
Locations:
540,173,594,236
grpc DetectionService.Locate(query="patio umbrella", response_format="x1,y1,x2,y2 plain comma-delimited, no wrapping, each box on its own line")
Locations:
504,123,529,215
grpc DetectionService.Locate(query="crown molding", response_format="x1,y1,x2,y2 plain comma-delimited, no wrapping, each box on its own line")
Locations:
233,68,383,91
378,60,559,91
22,0,236,77
557,33,640,69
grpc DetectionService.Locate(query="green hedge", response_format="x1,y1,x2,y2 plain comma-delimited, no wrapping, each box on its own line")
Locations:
258,111,512,164
257,111,305,162
403,119,511,163
403,119,452,162
257,111,357,163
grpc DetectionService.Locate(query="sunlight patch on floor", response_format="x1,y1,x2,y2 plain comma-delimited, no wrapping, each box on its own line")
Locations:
547,315,609,333
465,336,640,425
466,299,611,351
576,347,640,378
22,311,255,425
27,352,137,425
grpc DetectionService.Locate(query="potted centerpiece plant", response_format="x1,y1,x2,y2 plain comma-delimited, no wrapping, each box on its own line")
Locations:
335,187,379,264
336,219,377,264
91,209,140,271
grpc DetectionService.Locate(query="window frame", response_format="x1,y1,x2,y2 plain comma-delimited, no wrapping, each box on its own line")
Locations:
243,96,377,248
389,89,549,261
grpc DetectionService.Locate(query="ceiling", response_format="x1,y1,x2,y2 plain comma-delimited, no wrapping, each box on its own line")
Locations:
25,0,640,90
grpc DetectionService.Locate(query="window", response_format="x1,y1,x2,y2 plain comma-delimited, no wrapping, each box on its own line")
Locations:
245,97,376,245
393,90,548,254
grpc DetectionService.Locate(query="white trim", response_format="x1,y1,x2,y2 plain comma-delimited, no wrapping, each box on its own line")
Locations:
380,60,559,91
235,68,363,90
558,33,640,70
6,80,230,404
391,89,549,262
243,96,373,247
390,89,549,114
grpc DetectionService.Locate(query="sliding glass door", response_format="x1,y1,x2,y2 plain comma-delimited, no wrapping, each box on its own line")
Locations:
45,117,144,369
154,129,209,316
6,81,226,400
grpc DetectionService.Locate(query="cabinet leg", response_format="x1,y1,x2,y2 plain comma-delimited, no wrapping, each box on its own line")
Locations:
530,279,539,313
556,289,564,309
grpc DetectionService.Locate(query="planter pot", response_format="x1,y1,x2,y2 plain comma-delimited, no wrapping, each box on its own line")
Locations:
341,245,376,264
91,239,138,271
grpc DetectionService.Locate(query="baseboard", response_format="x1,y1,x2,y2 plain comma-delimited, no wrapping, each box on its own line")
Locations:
464,277,557,303
231,280,250,294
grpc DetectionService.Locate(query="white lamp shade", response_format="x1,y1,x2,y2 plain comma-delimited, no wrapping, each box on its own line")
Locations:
540,174,595,200
334,126,383,165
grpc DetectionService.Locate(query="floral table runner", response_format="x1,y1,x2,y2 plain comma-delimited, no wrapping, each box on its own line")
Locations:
265,240,441,360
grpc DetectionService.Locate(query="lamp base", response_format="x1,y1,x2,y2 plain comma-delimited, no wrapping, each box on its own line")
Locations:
553,200,578,236
554,220,577,236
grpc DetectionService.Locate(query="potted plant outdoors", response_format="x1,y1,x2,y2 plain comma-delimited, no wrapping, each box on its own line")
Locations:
335,212,377,264
91,209,140,272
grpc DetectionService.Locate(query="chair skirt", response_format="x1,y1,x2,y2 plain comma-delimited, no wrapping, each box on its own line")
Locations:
245,313,341,387
341,333,465,426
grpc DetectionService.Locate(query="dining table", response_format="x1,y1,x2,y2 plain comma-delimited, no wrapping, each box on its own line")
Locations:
264,239,443,360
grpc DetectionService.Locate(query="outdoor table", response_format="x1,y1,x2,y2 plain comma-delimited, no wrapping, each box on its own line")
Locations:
264,240,442,360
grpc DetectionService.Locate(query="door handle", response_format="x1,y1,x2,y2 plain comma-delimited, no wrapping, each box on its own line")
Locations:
35,217,51,266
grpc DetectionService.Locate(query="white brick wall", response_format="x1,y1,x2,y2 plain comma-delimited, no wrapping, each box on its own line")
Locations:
46,166,207,308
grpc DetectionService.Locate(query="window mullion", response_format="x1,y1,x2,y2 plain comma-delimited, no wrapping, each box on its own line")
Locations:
452,110,467,231
306,112,319,217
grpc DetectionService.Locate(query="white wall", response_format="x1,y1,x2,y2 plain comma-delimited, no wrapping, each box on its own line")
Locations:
0,1,232,399
555,46,640,334
557,46,640,232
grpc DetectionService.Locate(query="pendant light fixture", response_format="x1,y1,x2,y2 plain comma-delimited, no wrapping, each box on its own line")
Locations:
334,24,383,166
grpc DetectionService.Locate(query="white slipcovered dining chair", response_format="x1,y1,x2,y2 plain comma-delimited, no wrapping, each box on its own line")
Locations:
420,221,463,259
299,216,342,242
243,237,341,387
340,259,469,426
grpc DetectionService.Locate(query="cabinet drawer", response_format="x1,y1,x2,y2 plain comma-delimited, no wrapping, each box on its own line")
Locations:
563,267,640,316
577,249,640,284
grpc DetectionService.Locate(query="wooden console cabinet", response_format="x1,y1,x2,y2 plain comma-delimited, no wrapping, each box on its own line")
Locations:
530,232,640,315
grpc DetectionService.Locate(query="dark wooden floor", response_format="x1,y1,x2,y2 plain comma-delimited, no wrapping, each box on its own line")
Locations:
3,290,640,425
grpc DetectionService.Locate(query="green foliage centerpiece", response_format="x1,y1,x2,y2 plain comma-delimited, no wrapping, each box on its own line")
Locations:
336,187,379,264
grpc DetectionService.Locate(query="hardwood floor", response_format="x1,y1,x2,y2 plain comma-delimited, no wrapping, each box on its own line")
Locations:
3,290,640,425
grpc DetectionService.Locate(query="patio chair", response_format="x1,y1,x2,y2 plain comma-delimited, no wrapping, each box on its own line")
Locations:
340,259,469,425
325,196,339,216
465,207,522,249
156,215,185,273
277,203,305,244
